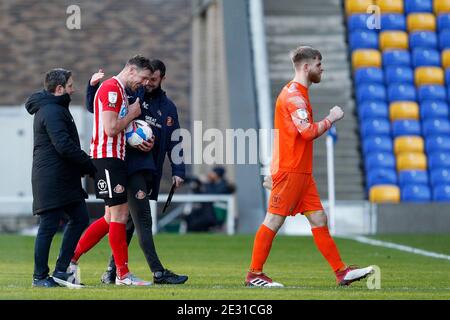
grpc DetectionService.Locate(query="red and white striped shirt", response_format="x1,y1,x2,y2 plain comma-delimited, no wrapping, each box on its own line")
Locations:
90,77,128,160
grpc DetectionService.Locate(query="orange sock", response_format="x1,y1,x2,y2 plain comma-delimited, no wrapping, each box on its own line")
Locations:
249,224,276,273
311,226,345,272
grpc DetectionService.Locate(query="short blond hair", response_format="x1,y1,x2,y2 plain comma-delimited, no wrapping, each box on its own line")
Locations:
291,46,322,68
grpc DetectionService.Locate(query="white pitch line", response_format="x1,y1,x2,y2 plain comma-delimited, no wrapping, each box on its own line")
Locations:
341,235,450,261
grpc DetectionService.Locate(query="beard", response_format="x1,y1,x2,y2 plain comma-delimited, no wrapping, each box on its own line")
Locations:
309,72,322,84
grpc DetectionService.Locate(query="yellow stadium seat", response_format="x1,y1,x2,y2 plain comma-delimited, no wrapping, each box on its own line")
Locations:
442,50,450,69
376,0,403,14
397,152,427,171
369,185,400,203
415,67,445,86
346,0,374,15
394,136,424,154
352,49,382,69
434,0,450,14
379,31,408,50
407,13,436,32
390,102,419,121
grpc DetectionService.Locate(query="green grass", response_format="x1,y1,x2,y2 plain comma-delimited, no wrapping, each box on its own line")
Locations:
0,233,449,300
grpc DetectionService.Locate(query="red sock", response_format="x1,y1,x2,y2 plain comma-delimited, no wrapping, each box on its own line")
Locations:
311,226,345,272
109,222,129,278
249,224,276,273
72,217,109,262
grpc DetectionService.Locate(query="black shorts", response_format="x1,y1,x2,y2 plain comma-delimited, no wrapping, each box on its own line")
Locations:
93,158,127,207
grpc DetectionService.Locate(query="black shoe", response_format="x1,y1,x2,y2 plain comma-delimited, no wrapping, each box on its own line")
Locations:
52,270,84,289
32,276,59,288
101,267,116,285
153,269,188,285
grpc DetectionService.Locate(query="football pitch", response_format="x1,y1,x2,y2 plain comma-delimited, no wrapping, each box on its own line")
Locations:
0,233,449,300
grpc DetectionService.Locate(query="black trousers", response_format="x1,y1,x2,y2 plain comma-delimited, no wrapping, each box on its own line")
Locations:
33,201,89,279
107,170,164,273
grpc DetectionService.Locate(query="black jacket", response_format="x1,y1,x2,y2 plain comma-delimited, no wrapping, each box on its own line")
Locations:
26,90,96,215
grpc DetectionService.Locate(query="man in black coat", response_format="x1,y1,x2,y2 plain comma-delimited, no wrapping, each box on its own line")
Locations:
26,68,96,288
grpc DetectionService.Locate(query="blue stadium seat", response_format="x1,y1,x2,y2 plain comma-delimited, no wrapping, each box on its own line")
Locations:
417,85,447,102
358,100,389,119
428,152,450,169
388,84,417,102
398,170,429,187
401,184,431,202
392,120,421,137
366,168,398,188
361,119,391,137
385,66,414,85
420,101,449,119
409,31,438,49
430,168,450,186
365,152,396,171
357,84,387,103
405,0,432,13
411,48,441,67
382,50,411,67
439,30,450,49
348,14,371,32
381,14,406,31
433,184,450,201
446,69,450,85
363,136,393,154
350,31,379,50
426,135,450,153
437,14,450,31
422,119,450,136
355,67,384,84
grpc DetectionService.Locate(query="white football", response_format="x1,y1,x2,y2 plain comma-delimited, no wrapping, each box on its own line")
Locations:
125,120,153,147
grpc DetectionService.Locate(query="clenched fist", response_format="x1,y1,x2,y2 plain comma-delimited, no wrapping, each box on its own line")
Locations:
128,97,141,118
326,105,344,123
263,175,272,190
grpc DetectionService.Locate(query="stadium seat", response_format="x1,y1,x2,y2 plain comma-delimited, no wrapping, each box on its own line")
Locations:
407,13,436,32
382,50,411,67
409,31,438,49
426,135,450,153
365,152,396,170
446,69,450,85
355,67,384,84
415,66,445,86
401,184,431,202
430,168,450,185
390,101,420,120
420,101,450,119
392,120,421,137
381,14,406,31
442,50,450,69
398,170,428,187
367,168,397,187
350,31,379,50
379,31,409,50
387,84,417,102
376,0,403,14
348,14,371,32
346,0,374,15
394,136,424,154
412,49,441,67
434,0,450,15
361,118,391,137
437,14,450,31
369,185,400,203
439,30,450,49
363,136,393,154
397,152,427,170
352,49,382,69
417,85,447,101
385,66,414,84
359,100,389,119
428,152,450,169
357,84,387,103
405,0,432,14
422,118,450,136
433,184,450,201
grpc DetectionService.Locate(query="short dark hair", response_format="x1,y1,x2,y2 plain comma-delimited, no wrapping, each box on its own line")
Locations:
126,55,153,72
150,59,166,78
291,46,322,68
44,68,72,93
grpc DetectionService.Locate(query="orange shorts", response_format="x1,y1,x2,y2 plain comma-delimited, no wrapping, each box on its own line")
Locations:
268,171,324,216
